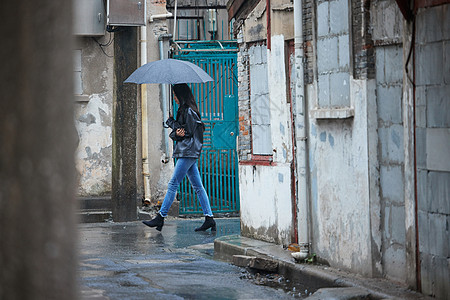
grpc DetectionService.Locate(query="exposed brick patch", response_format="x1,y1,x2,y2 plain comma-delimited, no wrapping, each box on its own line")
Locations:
236,36,252,161
351,0,375,79
303,0,314,84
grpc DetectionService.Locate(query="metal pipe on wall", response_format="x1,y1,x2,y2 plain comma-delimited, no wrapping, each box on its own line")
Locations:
140,25,152,204
293,0,310,252
158,34,173,162
173,0,178,39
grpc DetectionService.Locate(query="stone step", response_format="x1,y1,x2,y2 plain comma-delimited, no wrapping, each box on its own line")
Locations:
78,210,112,223
78,196,111,211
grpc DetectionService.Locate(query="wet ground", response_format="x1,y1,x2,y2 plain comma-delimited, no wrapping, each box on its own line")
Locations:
78,218,298,299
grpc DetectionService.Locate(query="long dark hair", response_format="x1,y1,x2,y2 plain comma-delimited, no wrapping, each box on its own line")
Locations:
173,83,201,118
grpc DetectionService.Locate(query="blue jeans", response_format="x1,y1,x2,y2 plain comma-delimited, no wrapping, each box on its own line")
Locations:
159,158,213,217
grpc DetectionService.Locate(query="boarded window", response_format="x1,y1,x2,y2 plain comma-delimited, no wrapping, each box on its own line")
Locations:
249,45,272,155
316,0,350,108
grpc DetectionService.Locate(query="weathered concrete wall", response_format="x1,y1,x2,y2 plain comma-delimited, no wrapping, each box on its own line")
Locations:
414,5,450,299
74,37,114,197
307,0,381,276
239,164,293,244
372,0,407,283
307,79,379,276
376,44,406,281
237,34,294,246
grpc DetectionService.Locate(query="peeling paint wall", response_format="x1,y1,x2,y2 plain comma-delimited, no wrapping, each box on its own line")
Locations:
240,164,293,245
307,79,378,275
306,0,381,276
74,37,114,197
237,26,295,243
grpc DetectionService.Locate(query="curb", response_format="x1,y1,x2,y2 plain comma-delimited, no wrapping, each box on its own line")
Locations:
214,235,430,300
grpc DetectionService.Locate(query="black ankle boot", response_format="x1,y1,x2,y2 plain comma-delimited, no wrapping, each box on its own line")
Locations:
195,216,216,232
142,214,164,231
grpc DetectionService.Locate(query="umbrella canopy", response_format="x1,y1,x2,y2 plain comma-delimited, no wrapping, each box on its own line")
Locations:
124,58,213,85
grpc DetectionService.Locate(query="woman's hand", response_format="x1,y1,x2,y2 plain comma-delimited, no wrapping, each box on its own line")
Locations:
176,128,185,137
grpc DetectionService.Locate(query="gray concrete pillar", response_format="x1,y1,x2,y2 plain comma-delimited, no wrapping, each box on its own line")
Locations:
112,27,138,222
0,1,78,299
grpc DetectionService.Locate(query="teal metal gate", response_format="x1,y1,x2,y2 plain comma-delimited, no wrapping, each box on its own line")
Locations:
172,41,239,215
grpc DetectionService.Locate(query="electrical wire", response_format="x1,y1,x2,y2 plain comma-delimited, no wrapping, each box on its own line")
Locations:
92,31,114,58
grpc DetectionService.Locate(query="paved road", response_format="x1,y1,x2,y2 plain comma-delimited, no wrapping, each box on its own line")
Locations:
78,218,294,300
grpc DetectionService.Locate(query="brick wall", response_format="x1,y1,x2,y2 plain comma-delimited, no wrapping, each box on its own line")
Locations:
303,0,314,84
236,32,252,161
351,0,375,79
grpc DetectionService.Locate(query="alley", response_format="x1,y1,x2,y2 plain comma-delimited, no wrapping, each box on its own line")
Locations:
78,218,294,300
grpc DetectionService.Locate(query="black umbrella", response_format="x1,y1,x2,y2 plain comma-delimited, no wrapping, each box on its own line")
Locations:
124,58,213,84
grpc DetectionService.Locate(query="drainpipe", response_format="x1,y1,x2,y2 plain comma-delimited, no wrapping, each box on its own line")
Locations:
293,0,309,257
266,0,271,50
140,25,151,203
173,0,178,39
158,33,173,162
149,12,173,22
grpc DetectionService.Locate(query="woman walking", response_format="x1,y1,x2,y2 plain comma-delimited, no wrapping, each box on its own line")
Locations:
143,83,216,232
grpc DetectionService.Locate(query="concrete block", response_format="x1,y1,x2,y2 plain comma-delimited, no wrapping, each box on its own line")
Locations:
388,124,404,163
378,127,388,159
419,252,433,295
390,205,406,245
426,128,450,172
377,85,402,124
432,255,450,300
232,255,256,267
249,45,264,65
330,0,349,35
250,63,268,95
426,85,450,127
428,213,448,257
416,43,444,86
338,34,350,70
317,2,329,37
416,6,443,44
415,86,427,107
415,127,427,169
249,257,278,272
418,210,430,254
428,171,450,215
383,205,391,240
370,0,403,42
307,287,370,300
329,72,350,107
375,47,385,84
417,170,429,212
416,106,427,128
380,165,404,204
384,45,403,83
318,74,330,107
317,37,338,73
251,93,270,124
444,41,450,84
444,6,450,40
383,244,406,280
